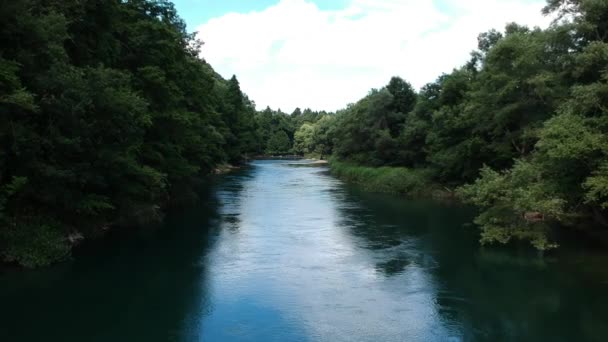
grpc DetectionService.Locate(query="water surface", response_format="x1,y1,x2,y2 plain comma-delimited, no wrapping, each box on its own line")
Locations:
2,160,608,341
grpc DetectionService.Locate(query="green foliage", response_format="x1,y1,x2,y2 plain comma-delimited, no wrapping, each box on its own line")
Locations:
323,0,608,250
293,123,315,155
3,0,608,265
255,107,294,155
584,161,608,208
308,115,336,158
329,159,434,196
292,115,338,158
331,87,408,166
458,162,565,250
2,220,70,268
536,113,607,160
0,0,260,267
253,106,331,156
266,130,292,155
0,177,27,219
459,77,608,249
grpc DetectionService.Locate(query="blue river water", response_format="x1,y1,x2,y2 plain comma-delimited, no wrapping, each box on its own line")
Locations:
1,160,608,341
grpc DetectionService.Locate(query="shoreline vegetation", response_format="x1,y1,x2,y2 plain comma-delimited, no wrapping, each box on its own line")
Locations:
328,159,453,200
293,1,608,252
251,155,305,160
327,160,608,250
0,0,268,268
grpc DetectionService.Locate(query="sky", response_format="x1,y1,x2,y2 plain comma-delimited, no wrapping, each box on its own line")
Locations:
172,0,552,112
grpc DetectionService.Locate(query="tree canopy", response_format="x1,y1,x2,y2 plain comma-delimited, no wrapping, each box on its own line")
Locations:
292,0,608,250
0,0,259,267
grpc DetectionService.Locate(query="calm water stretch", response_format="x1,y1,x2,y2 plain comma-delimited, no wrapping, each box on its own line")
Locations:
2,160,608,341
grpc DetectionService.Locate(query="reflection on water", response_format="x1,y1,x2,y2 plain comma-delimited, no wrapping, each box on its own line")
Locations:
1,160,608,341
0,186,221,341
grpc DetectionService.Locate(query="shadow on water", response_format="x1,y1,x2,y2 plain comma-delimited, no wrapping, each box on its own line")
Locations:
0,184,225,342
333,186,477,275
335,185,608,342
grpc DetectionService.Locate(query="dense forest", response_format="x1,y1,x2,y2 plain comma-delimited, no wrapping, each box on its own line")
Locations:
0,0,267,267
290,0,608,250
255,106,330,155
1,0,607,267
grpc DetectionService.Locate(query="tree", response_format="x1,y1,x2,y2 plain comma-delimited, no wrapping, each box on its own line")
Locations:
0,0,261,267
325,0,608,249
294,123,315,155
266,130,292,155
387,76,417,117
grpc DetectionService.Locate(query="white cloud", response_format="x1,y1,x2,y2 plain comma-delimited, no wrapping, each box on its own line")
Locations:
196,0,551,112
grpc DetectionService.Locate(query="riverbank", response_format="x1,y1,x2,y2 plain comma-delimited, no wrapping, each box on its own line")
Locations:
251,155,304,160
0,162,246,270
328,159,608,251
328,159,455,199
214,163,241,174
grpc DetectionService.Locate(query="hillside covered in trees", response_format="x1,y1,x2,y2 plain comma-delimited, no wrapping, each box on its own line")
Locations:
291,0,608,250
0,0,267,267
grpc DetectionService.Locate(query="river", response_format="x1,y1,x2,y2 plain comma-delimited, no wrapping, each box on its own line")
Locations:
2,160,608,341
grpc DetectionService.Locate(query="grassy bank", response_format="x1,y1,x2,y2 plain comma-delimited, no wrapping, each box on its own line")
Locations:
329,159,451,198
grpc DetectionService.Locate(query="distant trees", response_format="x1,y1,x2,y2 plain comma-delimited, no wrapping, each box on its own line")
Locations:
293,123,315,155
253,106,329,155
293,115,336,158
255,107,294,155
266,131,292,155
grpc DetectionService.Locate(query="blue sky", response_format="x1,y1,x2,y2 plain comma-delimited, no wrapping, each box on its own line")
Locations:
173,0,350,30
171,0,539,31
174,0,550,112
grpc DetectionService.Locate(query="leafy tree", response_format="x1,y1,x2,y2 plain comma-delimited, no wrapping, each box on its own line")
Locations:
0,0,261,267
309,115,337,159
459,15,608,248
266,130,292,155
326,0,608,249
294,123,315,155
